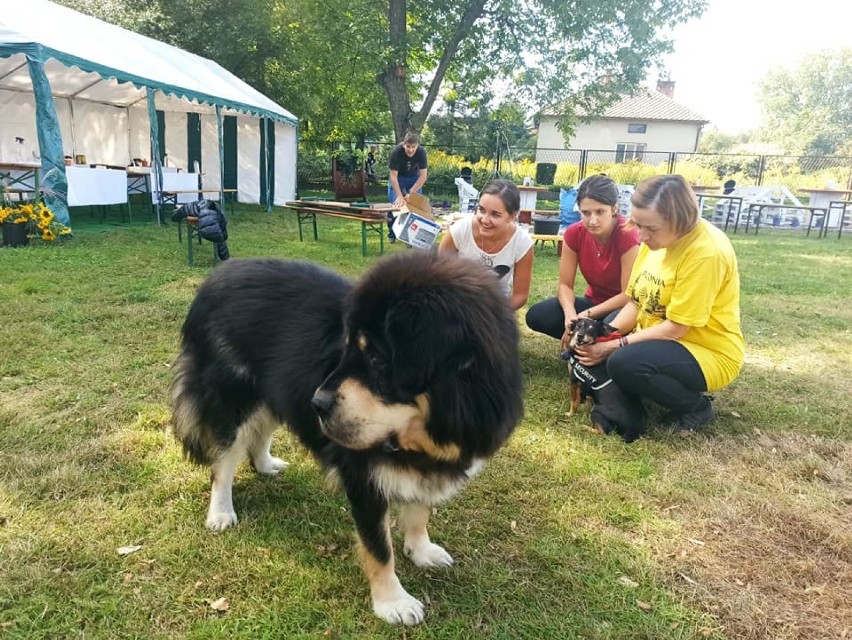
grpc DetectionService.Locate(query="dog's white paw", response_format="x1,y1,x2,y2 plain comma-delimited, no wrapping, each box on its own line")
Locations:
373,590,425,626
405,541,454,568
206,509,238,531
253,455,289,475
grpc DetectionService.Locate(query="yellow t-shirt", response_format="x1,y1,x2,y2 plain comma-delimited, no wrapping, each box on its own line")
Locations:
626,219,745,390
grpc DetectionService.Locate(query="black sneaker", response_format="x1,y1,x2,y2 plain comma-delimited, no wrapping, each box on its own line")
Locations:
671,395,715,432
590,407,616,435
388,237,396,244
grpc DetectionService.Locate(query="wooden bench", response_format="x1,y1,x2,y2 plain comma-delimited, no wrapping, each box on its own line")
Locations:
826,200,851,239
283,203,387,256
744,202,827,235
1,187,36,202
530,233,563,256
177,215,225,266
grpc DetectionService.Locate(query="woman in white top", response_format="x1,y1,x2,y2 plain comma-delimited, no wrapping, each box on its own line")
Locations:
439,179,534,310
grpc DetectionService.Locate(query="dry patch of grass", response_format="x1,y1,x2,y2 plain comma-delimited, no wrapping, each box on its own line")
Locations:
649,433,852,639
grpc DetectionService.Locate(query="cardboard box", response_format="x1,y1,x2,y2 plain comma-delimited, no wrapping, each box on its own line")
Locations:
405,192,432,217
392,211,441,250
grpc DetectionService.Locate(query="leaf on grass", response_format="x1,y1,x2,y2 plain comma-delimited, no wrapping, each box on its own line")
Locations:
210,597,229,612
635,600,653,611
618,575,639,588
510,520,517,531
117,545,143,556
687,538,705,546
731,411,741,418
698,627,713,637
678,572,698,585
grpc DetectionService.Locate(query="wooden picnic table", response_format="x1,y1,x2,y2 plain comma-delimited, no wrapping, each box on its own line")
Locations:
284,200,394,256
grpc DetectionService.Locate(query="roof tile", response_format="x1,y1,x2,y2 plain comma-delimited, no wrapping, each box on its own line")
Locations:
544,89,707,123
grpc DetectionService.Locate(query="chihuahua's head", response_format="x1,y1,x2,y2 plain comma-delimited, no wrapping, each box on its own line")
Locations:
568,317,614,350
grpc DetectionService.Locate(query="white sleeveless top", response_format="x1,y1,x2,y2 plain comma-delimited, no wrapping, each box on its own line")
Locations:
449,216,533,296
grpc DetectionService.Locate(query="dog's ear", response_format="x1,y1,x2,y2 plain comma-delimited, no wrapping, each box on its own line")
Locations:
567,318,578,332
602,322,617,335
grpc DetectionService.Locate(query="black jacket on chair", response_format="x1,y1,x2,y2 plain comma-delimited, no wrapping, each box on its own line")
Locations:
172,200,230,261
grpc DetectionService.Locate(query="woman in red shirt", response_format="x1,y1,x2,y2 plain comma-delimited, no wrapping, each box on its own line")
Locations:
526,174,640,343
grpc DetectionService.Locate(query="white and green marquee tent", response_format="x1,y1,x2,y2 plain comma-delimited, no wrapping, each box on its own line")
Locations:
0,0,298,223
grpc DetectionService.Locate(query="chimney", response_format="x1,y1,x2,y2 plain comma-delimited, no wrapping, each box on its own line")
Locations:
656,78,675,98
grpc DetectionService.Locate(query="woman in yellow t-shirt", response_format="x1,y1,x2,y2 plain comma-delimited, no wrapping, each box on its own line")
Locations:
574,174,745,437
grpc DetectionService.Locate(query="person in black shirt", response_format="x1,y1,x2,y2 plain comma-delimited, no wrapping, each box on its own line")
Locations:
387,131,428,242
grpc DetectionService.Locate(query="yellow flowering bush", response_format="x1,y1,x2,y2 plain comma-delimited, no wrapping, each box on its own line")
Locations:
0,200,72,241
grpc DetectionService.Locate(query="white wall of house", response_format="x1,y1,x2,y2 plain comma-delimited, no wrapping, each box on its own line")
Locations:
537,116,702,155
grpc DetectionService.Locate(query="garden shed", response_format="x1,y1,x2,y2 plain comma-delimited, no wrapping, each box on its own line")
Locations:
0,0,298,224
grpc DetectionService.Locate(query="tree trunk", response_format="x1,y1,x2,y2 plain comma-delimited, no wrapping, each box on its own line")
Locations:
381,0,411,141
380,0,487,142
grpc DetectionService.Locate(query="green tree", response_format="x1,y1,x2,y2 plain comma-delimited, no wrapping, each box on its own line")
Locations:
378,0,706,141
697,130,752,154
58,0,706,146
758,48,852,156
425,97,534,160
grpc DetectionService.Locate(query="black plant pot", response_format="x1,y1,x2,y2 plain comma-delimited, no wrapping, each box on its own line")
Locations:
2,221,29,248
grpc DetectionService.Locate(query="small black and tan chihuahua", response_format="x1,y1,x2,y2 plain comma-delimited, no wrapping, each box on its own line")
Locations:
562,317,616,416
561,317,647,442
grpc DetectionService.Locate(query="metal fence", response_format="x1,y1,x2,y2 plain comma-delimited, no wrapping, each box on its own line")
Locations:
533,148,852,191
298,143,852,200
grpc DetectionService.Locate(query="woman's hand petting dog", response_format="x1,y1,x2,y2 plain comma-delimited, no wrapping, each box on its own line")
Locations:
574,340,619,366
559,320,576,353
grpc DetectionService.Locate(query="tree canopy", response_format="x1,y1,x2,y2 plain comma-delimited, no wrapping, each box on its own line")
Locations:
59,0,706,145
758,48,852,156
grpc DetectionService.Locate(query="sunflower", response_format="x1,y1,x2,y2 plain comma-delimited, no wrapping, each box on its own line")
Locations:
0,200,72,242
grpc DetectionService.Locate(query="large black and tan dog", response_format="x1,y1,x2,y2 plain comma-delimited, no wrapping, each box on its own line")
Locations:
170,252,523,625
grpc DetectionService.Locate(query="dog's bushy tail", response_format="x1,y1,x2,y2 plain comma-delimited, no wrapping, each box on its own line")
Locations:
170,352,219,465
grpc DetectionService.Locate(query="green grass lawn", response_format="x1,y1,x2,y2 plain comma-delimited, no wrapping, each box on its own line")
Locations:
1,206,850,639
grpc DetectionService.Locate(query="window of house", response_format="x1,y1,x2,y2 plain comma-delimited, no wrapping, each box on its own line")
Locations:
616,143,646,163
627,123,647,134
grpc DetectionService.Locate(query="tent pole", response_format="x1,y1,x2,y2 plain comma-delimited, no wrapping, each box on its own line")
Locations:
146,87,163,226
216,105,225,207
26,53,70,225
264,117,272,212
68,98,77,157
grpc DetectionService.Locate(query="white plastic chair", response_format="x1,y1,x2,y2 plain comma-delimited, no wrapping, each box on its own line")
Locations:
455,177,479,213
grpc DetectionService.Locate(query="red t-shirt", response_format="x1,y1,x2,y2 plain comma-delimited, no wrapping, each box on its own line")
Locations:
564,216,640,304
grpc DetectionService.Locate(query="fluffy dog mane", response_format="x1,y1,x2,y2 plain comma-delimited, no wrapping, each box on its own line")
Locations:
348,251,524,458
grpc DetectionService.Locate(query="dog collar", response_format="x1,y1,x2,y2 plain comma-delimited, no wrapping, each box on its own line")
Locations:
595,332,623,343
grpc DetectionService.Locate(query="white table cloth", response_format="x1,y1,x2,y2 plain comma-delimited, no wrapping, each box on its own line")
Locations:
66,166,128,206
152,169,201,204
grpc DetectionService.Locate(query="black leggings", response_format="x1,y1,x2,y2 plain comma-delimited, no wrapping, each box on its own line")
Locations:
526,296,620,339
607,340,707,414
525,296,594,339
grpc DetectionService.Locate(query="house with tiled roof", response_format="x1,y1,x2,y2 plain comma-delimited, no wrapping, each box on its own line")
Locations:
535,80,708,162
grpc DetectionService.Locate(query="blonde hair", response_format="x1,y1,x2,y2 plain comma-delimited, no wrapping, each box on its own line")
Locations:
630,174,698,236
